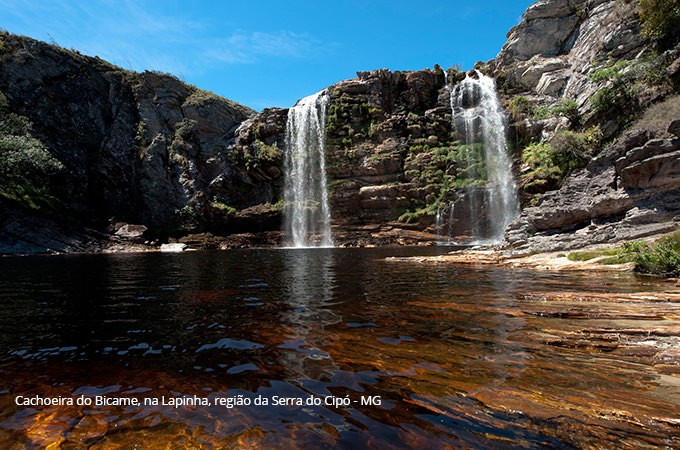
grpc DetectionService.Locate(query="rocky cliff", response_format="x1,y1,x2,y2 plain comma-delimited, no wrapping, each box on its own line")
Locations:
489,0,680,251
2,0,680,253
0,32,285,252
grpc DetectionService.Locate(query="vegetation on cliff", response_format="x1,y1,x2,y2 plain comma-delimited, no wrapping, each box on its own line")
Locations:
639,0,680,45
499,0,680,212
0,90,64,212
3,0,680,252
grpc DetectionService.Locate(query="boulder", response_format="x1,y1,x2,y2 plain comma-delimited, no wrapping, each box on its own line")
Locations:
114,224,148,240
160,243,187,252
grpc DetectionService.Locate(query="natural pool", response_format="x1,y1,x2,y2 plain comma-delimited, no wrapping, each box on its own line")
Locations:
0,248,678,448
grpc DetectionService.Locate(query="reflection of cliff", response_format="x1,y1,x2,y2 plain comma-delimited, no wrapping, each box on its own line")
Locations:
278,249,340,379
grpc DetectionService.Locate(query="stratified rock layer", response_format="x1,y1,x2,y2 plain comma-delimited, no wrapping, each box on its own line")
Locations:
493,0,680,251
505,127,680,251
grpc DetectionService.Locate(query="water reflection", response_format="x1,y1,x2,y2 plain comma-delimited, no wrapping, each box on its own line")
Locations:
279,248,338,374
0,249,678,448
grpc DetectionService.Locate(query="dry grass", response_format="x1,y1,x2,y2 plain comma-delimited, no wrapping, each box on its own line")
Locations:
630,95,680,138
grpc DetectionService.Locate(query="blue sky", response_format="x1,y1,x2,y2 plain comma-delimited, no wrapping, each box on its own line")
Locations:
1,0,533,110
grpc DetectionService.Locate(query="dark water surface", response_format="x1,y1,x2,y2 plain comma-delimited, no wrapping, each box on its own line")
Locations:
0,248,678,448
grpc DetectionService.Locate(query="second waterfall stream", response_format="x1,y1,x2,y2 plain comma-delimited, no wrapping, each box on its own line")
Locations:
449,71,519,243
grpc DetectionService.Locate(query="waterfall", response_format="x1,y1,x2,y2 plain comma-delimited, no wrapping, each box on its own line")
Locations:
435,203,455,245
435,204,443,236
449,71,519,243
282,90,333,248
447,203,455,238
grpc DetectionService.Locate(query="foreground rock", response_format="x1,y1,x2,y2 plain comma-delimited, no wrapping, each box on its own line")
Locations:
387,248,635,272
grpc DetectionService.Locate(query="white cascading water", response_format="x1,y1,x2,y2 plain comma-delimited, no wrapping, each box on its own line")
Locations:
447,203,455,238
450,71,519,243
435,203,456,244
435,204,443,236
282,90,334,248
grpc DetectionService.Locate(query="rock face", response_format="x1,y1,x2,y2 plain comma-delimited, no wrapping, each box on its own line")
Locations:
494,0,680,251
2,0,680,253
494,0,650,140
505,126,680,252
0,33,278,238
233,65,507,238
1,31,481,251
325,68,451,225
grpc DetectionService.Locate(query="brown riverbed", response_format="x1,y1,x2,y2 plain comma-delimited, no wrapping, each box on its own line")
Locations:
0,248,678,448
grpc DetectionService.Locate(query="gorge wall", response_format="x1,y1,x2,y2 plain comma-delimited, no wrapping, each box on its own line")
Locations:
2,0,680,253
0,32,282,252
490,0,680,251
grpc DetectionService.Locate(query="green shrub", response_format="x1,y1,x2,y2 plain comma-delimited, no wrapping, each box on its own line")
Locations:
529,99,580,124
550,126,602,165
135,120,147,144
520,142,563,192
533,106,550,120
174,119,196,142
257,141,283,166
508,96,531,121
551,99,580,125
519,127,600,195
175,205,197,226
589,60,633,114
589,54,673,118
621,232,680,276
0,101,64,212
0,135,63,180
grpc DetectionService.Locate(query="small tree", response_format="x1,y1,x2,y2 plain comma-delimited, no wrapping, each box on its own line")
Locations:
639,0,680,42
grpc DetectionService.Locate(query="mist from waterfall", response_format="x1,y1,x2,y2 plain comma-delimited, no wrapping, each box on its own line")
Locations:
282,90,333,248
449,71,519,243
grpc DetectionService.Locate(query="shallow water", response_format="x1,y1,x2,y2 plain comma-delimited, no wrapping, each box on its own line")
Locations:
0,248,678,448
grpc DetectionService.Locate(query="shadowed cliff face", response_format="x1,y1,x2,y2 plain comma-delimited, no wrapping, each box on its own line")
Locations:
0,33,275,235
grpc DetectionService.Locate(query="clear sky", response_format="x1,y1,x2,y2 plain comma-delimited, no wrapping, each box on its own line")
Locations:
1,0,534,111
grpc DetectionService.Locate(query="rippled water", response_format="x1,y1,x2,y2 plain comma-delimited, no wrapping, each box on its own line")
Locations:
0,248,678,448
